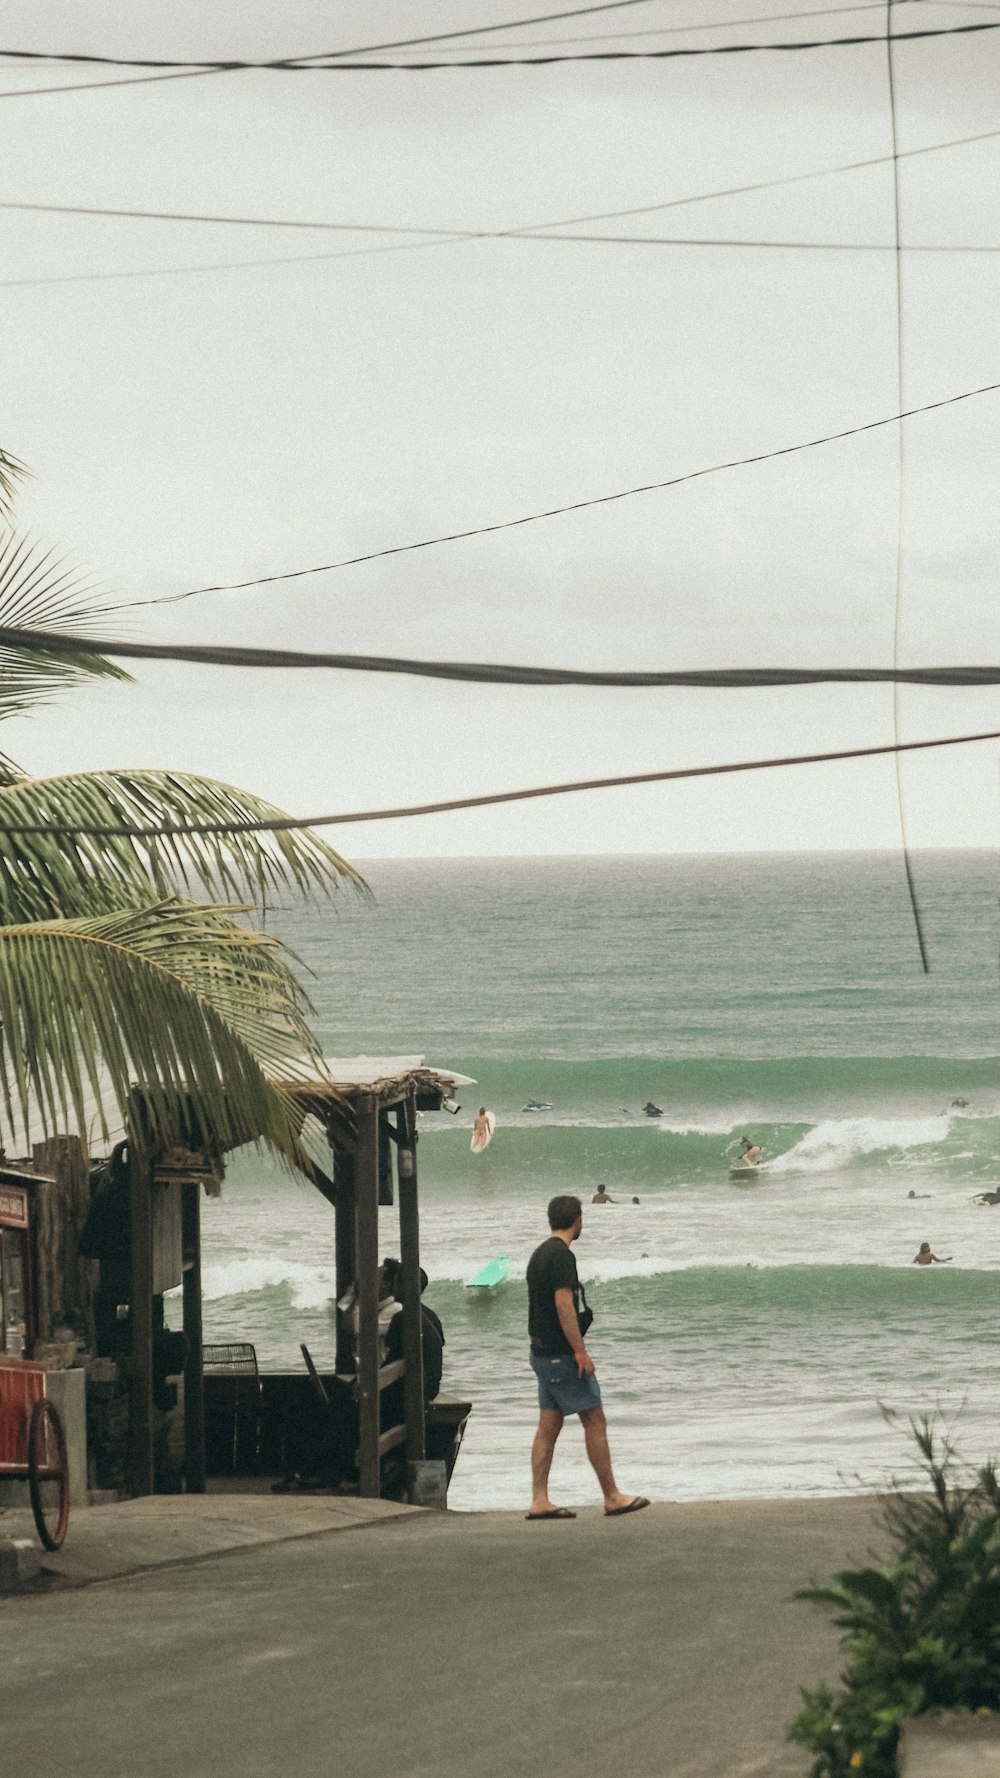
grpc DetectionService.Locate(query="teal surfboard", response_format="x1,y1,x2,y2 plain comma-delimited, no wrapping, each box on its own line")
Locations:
466,1256,511,1289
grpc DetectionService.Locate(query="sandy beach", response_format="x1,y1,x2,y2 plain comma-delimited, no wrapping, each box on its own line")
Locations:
2,1489,884,1778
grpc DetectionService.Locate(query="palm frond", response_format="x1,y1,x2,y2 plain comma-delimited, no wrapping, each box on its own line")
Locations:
0,449,30,526
0,898,327,1163
0,768,367,921
0,529,130,738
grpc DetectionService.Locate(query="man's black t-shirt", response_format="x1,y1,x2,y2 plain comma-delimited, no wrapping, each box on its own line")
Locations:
527,1236,583,1355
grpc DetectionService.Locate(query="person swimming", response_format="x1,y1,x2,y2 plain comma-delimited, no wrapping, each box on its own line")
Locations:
913,1242,952,1265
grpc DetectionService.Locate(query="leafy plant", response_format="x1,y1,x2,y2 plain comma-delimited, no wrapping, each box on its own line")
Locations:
789,1418,1000,1777
0,452,363,1163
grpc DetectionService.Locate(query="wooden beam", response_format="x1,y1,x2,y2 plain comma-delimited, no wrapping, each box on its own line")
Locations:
128,1143,155,1497
377,1358,406,1392
31,1136,93,1350
397,1089,425,1469
181,1182,205,1494
355,1423,407,1466
355,1101,381,1498
333,1146,356,1376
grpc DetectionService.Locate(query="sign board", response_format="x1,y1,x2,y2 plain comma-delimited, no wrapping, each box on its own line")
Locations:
0,1187,28,1230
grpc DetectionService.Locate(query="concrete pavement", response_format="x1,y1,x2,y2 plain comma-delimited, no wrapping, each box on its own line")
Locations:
1,1492,883,1778
0,1489,418,1588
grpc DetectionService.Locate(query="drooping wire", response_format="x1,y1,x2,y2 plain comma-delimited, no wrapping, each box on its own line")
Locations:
94,377,1000,612
7,194,1000,255
886,0,929,971
0,728,998,841
1,15,998,73
6,123,1000,293
8,625,1000,689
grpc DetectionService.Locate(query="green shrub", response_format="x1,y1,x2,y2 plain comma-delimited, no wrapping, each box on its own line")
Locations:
788,1419,1000,1776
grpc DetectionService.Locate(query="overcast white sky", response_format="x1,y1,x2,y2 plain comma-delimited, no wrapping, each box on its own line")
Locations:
3,1,1000,855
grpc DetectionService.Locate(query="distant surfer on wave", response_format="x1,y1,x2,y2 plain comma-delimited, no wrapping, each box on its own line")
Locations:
472,1107,495,1150
913,1242,952,1265
738,1136,763,1165
643,1101,663,1118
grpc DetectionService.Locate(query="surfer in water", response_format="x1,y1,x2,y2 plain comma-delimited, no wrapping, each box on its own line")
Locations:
473,1107,492,1143
643,1101,663,1118
591,1185,617,1204
913,1242,952,1265
737,1136,763,1166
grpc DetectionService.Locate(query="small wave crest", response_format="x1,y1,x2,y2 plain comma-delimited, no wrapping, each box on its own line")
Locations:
200,1258,336,1310
766,1114,951,1174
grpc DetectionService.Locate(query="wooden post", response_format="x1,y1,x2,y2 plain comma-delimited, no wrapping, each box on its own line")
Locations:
355,1099,380,1497
397,1093,425,1468
31,1135,95,1348
128,1143,155,1497
332,1140,356,1375
181,1182,205,1494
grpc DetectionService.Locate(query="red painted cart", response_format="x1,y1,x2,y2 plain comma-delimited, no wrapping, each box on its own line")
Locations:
0,1358,69,1550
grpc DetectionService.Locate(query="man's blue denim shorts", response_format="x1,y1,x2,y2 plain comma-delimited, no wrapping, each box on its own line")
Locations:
530,1348,602,1416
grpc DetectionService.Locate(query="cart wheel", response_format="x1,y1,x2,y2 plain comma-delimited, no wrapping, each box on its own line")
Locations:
28,1398,69,1551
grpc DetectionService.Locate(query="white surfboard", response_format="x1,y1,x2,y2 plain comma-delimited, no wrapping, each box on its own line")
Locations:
471,1111,496,1153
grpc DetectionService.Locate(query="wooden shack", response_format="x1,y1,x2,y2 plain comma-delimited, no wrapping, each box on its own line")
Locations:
122,1056,472,1502
0,1056,473,1509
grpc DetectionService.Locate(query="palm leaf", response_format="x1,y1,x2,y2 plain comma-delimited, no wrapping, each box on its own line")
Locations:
0,768,367,921
0,449,30,525
0,530,130,771
0,897,328,1163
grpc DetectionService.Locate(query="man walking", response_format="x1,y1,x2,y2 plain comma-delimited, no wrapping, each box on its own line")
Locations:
526,1194,649,1521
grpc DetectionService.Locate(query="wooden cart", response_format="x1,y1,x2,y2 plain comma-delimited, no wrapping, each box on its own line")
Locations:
0,1358,69,1549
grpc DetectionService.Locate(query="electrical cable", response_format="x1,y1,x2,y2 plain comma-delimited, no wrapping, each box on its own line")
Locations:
1,728,998,840
885,0,929,969
7,196,1000,254
7,626,1000,689
301,17,1000,63
96,377,1000,611
361,4,896,51
0,67,227,100
2,14,997,72
7,122,1000,293
0,4,666,76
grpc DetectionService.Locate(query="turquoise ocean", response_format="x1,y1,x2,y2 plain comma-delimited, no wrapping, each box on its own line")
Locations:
193,852,1000,1510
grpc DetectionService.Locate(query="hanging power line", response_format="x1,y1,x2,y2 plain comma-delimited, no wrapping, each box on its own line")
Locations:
95,377,1000,612
387,4,895,50
295,17,1000,65
6,625,1000,689
0,67,229,101
2,15,998,73
1,728,998,841
884,0,928,969
0,4,668,75
6,120,1000,293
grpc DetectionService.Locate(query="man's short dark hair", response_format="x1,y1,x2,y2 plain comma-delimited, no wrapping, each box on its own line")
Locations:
547,1194,582,1230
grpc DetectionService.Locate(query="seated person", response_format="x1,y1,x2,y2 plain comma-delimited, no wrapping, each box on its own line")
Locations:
337,1257,402,1367
384,1266,445,1406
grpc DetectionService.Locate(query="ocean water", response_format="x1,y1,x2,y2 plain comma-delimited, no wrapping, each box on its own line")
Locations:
191,852,1000,1510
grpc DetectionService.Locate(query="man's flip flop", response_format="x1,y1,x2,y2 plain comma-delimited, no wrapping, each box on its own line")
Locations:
525,1507,577,1520
604,1497,650,1517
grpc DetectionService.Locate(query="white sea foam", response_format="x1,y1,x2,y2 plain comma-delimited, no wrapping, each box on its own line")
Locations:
200,1258,336,1310
766,1114,951,1174
659,1119,736,1136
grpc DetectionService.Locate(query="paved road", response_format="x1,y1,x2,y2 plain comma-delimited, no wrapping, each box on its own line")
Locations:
4,1497,880,1778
